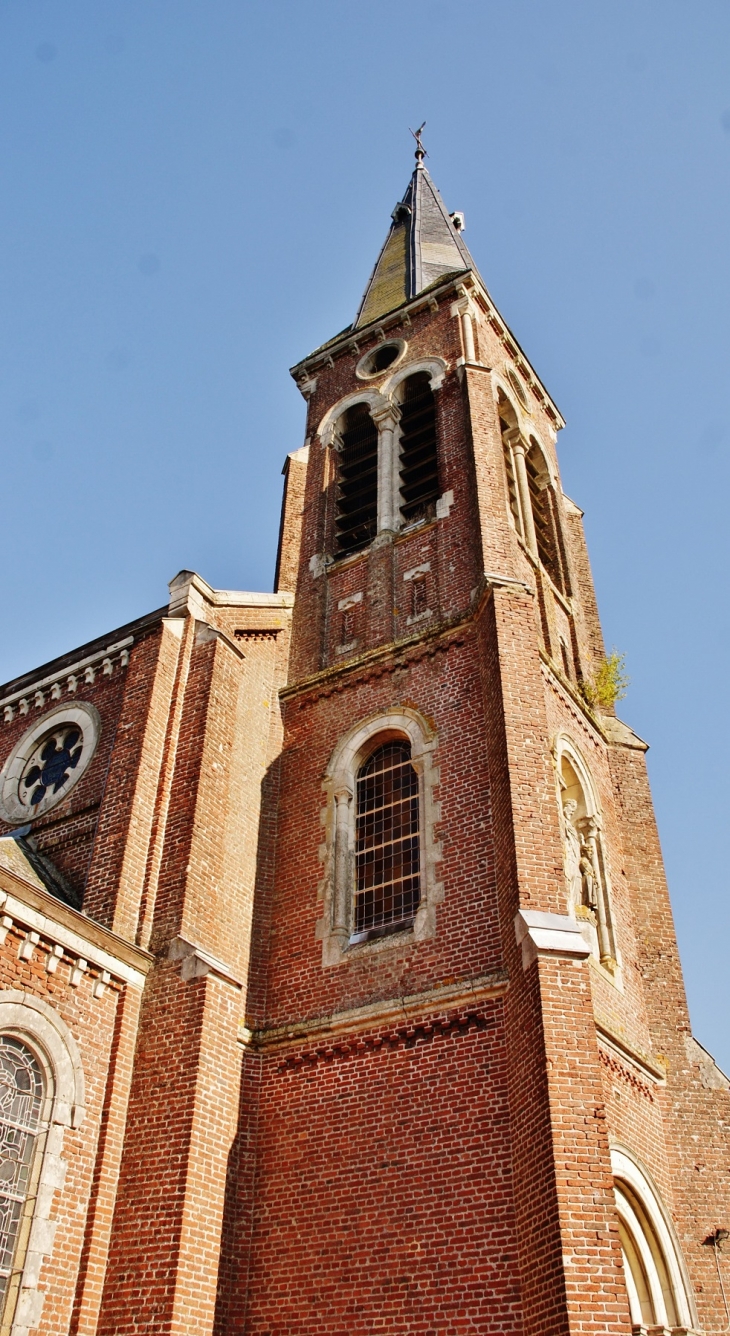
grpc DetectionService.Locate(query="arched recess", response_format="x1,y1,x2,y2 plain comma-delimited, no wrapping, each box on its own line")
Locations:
0,992,86,1333
525,436,566,591
553,734,618,974
611,1145,697,1333
496,389,525,536
316,389,390,449
319,708,443,965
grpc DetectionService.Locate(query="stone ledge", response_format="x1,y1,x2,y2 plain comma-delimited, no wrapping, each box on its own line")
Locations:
0,856,152,989
514,908,592,970
596,1015,668,1084
241,970,509,1051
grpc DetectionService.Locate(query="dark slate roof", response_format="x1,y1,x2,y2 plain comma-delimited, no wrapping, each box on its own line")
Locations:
355,161,479,328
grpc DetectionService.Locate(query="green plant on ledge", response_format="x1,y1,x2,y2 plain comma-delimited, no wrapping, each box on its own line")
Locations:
579,650,630,712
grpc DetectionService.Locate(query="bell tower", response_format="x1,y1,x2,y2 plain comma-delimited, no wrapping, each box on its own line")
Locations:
225,143,729,1336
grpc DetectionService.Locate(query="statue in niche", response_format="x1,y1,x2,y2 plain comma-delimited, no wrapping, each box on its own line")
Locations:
563,798,600,914
562,797,615,969
562,798,584,910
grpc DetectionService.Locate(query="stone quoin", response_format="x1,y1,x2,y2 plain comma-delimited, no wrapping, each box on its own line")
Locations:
0,143,727,1336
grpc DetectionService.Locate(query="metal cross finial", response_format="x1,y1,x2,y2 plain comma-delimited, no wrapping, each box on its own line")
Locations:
410,122,427,164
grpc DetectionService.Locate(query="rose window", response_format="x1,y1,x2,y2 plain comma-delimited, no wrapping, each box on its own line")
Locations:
21,727,83,809
0,703,100,824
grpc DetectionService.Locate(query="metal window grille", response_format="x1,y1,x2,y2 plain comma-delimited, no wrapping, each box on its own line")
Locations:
0,1038,45,1328
399,374,440,523
335,403,378,555
354,741,421,937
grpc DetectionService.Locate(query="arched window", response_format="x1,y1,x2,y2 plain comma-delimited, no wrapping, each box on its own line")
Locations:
525,439,565,592
612,1148,696,1332
334,402,378,555
320,709,442,966
397,373,439,524
497,392,567,593
0,1037,48,1327
354,740,421,938
556,737,617,974
498,393,523,534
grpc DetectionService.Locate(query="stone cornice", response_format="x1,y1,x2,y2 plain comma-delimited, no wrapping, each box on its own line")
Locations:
241,970,509,1051
280,615,474,704
595,1015,668,1085
167,570,294,621
1,637,133,721
0,861,152,990
539,652,649,753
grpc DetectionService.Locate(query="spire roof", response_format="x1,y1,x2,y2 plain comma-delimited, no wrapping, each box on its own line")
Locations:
355,148,478,328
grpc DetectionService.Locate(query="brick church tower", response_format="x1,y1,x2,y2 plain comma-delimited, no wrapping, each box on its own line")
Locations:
0,143,727,1336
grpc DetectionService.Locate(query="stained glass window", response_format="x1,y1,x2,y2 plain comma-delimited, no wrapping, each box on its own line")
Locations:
354,741,421,936
0,1038,45,1317
20,726,83,810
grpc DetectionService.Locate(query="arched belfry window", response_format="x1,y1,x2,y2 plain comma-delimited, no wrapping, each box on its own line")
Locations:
498,393,523,534
354,740,421,938
525,439,565,592
498,392,567,593
397,372,439,524
0,1037,48,1325
334,402,378,555
611,1148,696,1333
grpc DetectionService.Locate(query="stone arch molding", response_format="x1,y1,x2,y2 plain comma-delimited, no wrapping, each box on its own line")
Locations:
317,390,390,447
318,708,443,967
553,732,601,818
611,1144,697,1332
493,371,557,488
316,358,448,446
380,356,447,399
0,991,85,1126
0,992,86,1334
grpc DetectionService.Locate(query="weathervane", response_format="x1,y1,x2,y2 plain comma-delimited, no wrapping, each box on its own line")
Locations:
410,121,427,164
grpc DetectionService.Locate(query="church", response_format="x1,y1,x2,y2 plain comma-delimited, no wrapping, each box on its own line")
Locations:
0,145,727,1335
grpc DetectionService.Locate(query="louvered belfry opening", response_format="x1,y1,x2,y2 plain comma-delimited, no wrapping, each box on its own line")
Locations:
354,741,421,938
499,412,522,532
335,402,378,556
526,444,564,591
398,373,440,523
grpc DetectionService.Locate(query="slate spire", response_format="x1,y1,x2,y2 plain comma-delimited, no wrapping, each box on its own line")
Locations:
355,140,478,328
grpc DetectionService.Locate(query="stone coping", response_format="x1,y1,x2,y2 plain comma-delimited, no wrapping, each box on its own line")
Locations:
240,970,509,1051
0,859,152,990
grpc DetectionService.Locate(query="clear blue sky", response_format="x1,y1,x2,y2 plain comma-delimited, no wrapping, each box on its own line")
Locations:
1,1,728,1068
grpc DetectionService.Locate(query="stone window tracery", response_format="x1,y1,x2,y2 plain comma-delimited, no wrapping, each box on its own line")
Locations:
0,1038,47,1329
0,703,101,825
0,995,85,1335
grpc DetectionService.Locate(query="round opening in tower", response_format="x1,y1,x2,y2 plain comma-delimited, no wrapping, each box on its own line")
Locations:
356,340,406,379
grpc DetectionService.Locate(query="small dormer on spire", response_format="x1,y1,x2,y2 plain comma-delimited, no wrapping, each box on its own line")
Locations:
355,136,479,328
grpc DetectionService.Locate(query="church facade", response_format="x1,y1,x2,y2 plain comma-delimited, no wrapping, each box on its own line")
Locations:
0,150,728,1335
